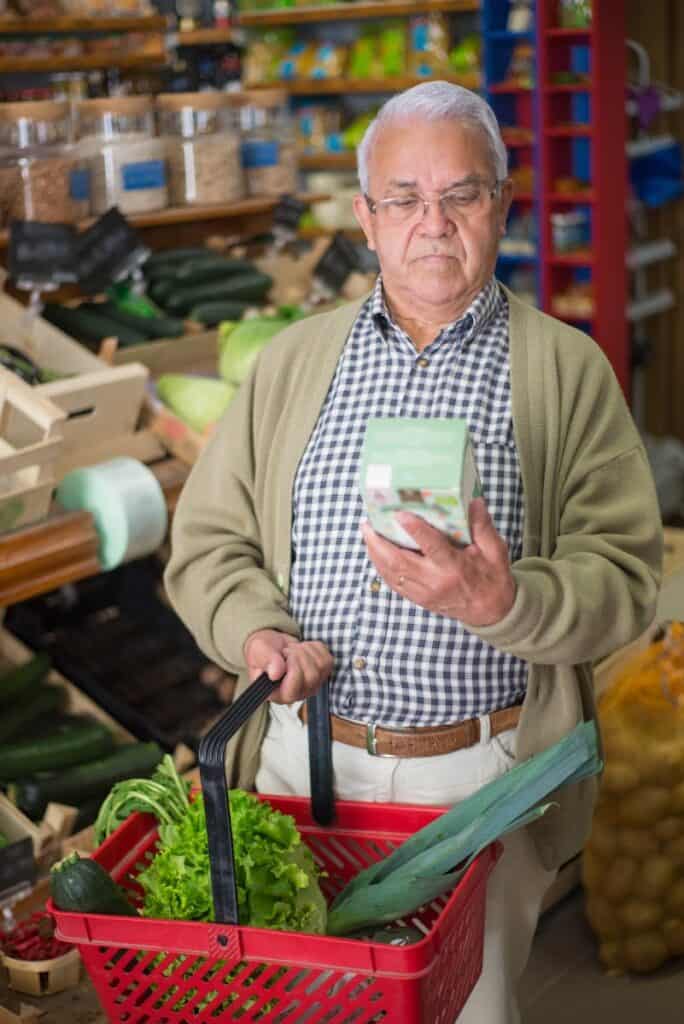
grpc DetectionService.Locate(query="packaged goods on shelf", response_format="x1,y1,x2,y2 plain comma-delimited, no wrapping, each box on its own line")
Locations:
157,92,245,207
239,89,299,197
75,95,168,216
0,101,90,226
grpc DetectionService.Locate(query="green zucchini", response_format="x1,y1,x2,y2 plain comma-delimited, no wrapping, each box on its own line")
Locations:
51,851,138,916
0,653,51,707
146,277,178,305
42,304,147,347
0,685,63,744
10,742,164,820
0,720,115,781
84,302,185,340
165,272,273,316
188,300,248,327
174,257,256,286
143,248,211,274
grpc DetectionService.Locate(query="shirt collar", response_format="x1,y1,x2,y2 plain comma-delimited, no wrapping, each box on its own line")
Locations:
370,275,503,348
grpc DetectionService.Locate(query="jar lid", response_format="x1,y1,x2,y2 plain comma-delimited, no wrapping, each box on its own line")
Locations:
239,88,288,109
0,100,70,123
76,95,153,116
156,91,233,112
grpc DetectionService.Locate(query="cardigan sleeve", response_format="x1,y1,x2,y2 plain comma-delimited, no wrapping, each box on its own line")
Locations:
471,340,662,665
163,364,300,676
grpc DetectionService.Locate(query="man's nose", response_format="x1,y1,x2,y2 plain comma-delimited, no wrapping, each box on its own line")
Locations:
420,198,453,234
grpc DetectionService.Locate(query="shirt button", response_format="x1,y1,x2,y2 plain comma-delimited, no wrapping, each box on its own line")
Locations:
353,656,367,670
417,357,430,368
370,579,381,593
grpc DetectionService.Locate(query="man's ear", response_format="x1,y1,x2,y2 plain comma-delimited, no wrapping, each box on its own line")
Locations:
498,178,514,238
353,193,376,252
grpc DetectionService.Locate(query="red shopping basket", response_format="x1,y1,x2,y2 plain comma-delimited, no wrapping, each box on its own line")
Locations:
51,674,501,1023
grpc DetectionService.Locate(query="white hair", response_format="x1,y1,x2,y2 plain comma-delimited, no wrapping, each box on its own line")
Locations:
356,80,508,194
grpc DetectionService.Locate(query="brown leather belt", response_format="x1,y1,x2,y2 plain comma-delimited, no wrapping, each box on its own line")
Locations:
298,703,522,758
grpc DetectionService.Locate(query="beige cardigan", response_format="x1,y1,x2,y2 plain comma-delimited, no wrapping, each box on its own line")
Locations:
165,287,663,870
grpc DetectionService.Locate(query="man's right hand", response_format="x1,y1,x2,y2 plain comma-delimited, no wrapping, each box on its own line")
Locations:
243,629,334,705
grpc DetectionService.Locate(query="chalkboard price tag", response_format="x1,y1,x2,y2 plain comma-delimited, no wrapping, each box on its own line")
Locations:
313,231,360,293
8,221,78,290
75,207,149,295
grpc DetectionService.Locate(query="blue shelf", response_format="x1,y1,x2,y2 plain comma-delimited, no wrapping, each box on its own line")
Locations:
487,30,535,42
497,253,539,265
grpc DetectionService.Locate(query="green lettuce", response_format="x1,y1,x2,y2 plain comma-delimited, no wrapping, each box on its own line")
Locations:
136,790,327,935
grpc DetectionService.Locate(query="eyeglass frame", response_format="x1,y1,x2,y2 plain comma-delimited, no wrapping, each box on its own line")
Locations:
363,177,508,222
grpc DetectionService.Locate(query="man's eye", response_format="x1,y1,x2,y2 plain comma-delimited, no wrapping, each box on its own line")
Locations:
446,189,479,206
391,198,420,209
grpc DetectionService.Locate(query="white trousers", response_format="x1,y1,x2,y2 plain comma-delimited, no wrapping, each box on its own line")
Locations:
255,702,556,1024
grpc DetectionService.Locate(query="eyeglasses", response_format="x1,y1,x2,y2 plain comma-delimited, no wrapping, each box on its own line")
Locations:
365,179,505,225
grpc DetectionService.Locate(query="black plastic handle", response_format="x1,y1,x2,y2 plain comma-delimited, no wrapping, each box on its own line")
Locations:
307,683,335,826
198,672,279,924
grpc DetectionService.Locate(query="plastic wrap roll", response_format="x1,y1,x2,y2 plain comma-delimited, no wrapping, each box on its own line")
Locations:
56,457,168,571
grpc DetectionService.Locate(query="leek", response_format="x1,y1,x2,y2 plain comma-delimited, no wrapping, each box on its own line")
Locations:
326,722,600,936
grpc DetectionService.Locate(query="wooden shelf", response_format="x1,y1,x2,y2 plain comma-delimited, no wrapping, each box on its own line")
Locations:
174,28,237,46
0,49,165,73
238,1,478,27
300,225,365,241
299,152,356,170
501,128,535,147
246,72,480,95
0,458,188,608
0,193,328,249
0,14,167,34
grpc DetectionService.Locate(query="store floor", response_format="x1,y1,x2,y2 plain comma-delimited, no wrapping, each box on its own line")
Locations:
2,885,682,1023
520,889,684,1024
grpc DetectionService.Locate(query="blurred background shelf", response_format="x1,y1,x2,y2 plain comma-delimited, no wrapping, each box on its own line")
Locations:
0,15,167,34
246,72,480,94
238,1,479,27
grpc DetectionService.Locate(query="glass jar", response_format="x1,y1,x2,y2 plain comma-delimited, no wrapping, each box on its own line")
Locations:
157,92,245,207
75,95,168,216
0,100,90,226
239,89,299,198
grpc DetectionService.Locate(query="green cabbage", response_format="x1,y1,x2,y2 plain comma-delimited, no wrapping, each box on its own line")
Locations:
156,374,236,433
137,790,327,935
218,318,289,385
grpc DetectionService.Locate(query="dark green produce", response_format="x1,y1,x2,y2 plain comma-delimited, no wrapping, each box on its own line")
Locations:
81,302,185,340
164,272,273,316
51,851,139,916
0,653,50,706
42,304,146,347
0,685,63,744
174,257,256,285
0,345,59,385
188,300,249,327
0,720,115,781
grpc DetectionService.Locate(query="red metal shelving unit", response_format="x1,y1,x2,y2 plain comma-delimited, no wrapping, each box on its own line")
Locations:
537,0,629,395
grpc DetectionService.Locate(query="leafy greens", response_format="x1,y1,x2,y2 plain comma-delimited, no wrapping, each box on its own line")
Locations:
136,789,327,935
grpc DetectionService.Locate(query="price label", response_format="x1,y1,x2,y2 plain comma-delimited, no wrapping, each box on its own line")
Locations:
75,207,149,296
8,221,78,291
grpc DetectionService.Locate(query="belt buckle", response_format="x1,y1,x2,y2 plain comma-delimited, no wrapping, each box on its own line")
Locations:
365,722,394,758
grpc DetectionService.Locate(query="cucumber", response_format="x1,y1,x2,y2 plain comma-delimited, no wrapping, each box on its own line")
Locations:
42,304,146,347
0,653,51,707
0,686,63,744
147,278,178,305
174,257,256,286
188,300,248,327
51,851,138,916
165,272,273,316
84,302,185,340
143,248,211,274
10,742,164,820
0,721,115,781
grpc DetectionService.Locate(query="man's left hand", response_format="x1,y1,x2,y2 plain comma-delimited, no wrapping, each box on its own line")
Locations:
360,497,516,628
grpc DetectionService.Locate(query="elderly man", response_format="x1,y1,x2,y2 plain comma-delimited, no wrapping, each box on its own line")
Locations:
165,81,662,1022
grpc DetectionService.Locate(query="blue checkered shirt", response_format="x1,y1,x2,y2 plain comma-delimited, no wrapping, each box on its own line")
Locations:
289,277,528,727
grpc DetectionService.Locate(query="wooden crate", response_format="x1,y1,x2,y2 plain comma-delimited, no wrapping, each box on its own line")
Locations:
0,369,65,533
0,290,163,476
113,330,219,465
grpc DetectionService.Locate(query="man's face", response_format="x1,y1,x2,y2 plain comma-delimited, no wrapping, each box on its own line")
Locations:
353,117,512,313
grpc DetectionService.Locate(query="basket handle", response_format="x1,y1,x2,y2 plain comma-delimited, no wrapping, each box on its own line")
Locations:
198,672,279,925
